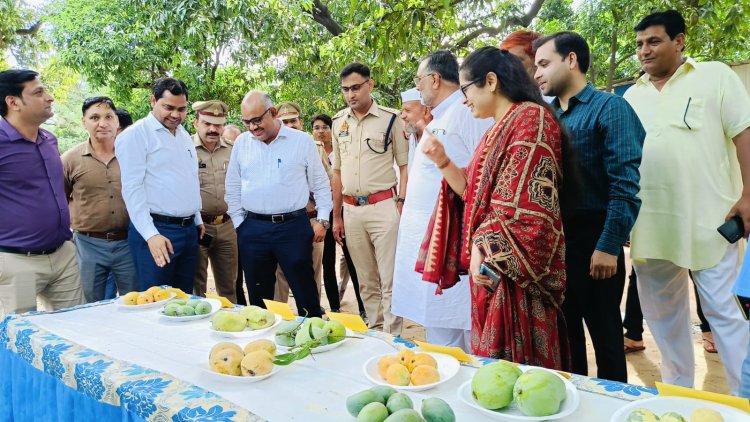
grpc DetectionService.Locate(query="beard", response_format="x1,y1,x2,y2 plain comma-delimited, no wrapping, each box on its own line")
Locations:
405,123,418,135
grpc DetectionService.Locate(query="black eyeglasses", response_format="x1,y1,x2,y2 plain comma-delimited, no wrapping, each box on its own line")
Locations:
460,78,482,98
340,79,370,94
413,73,436,86
241,107,271,127
312,125,330,131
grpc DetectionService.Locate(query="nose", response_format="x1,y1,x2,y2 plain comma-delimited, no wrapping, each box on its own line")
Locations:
533,68,542,82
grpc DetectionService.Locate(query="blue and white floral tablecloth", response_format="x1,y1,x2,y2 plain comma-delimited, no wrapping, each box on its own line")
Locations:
0,300,656,421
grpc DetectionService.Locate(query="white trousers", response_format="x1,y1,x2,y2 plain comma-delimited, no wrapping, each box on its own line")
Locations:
634,243,749,395
425,327,471,353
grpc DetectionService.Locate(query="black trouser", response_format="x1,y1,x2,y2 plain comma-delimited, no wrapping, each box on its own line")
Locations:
563,214,627,382
623,269,711,340
321,211,365,313
237,214,322,317
623,268,643,341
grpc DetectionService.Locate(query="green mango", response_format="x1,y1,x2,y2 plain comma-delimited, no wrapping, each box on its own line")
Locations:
346,389,384,417
386,393,413,414
383,408,423,422
421,397,455,422
357,402,389,422
369,386,397,402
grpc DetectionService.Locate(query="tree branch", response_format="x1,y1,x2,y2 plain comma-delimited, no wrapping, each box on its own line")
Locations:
449,0,546,50
15,21,42,36
309,0,344,36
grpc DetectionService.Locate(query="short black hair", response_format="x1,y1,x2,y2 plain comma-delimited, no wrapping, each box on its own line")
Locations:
533,31,590,74
311,114,332,128
115,108,133,129
0,68,39,117
421,50,459,84
340,63,370,80
82,96,116,116
153,78,189,102
634,10,686,39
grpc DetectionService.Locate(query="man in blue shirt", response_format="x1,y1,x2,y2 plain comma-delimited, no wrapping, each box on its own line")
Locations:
534,32,645,382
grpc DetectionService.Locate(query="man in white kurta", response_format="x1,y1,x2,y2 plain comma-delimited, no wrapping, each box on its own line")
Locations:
392,51,493,351
623,11,750,395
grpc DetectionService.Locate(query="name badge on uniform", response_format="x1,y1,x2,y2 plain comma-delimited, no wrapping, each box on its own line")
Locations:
431,128,447,136
338,121,350,137
199,162,207,169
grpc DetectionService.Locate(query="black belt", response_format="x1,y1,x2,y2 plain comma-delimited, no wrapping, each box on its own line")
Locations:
0,243,64,256
150,213,194,227
245,208,306,224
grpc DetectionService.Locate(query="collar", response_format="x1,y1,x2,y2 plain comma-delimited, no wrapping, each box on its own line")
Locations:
430,89,462,119
551,83,595,111
192,133,228,150
346,98,380,119
81,140,94,156
248,122,289,144
636,57,697,87
0,118,52,143
144,112,187,135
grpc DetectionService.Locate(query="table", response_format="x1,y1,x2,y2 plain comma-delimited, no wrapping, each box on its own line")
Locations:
0,300,658,421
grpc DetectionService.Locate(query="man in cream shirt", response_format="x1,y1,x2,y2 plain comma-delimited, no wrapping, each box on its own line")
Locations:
624,10,750,394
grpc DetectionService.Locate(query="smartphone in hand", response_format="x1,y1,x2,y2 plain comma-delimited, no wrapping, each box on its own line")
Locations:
735,295,750,321
479,263,501,293
717,216,744,244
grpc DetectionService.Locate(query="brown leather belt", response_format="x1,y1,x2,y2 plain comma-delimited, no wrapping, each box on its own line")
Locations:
343,188,395,206
201,213,231,225
78,231,128,241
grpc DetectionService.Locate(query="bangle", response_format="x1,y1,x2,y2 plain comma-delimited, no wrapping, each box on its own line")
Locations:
438,159,451,169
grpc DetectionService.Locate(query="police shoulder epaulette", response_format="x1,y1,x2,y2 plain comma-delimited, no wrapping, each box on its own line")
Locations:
332,110,347,120
377,105,400,115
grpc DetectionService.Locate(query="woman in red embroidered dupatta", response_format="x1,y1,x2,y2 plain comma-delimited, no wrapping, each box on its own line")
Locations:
421,47,570,371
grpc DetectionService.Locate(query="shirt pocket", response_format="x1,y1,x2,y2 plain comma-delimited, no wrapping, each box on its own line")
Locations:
668,96,705,131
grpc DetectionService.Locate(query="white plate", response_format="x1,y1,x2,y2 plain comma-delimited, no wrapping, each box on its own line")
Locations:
114,291,175,310
609,396,750,422
200,363,282,383
158,298,222,322
277,337,349,354
363,352,460,392
209,314,282,338
457,366,580,421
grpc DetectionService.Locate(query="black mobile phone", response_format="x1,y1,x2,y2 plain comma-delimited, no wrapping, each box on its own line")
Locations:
717,216,744,244
479,263,501,293
198,232,214,247
735,295,750,321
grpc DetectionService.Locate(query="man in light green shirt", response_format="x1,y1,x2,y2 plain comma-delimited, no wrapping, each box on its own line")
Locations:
624,10,750,395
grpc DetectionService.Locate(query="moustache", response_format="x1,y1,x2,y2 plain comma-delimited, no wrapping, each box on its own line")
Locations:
207,132,220,137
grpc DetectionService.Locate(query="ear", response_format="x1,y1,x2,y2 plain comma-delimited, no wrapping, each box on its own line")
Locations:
486,72,499,92
193,118,199,129
150,95,157,109
368,79,375,89
567,52,578,71
674,33,686,52
269,107,278,117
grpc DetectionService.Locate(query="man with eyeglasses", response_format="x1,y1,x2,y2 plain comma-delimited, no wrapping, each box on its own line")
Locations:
116,78,205,293
191,100,237,303
0,69,85,315
534,32,644,382
392,50,492,351
62,96,137,303
331,62,408,335
623,10,750,395
273,101,332,309
226,91,331,318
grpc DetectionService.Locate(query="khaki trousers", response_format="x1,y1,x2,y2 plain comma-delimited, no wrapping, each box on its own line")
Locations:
194,220,238,303
0,241,85,316
343,199,402,335
275,240,324,305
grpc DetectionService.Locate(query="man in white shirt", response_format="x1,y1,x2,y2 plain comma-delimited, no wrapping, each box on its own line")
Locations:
116,78,204,292
226,91,332,317
391,50,493,350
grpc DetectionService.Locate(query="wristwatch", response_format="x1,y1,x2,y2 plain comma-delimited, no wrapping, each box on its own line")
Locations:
316,219,330,230
396,197,405,204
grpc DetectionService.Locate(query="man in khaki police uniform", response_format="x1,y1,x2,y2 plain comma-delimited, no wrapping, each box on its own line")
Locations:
192,100,237,302
331,63,408,334
273,101,331,306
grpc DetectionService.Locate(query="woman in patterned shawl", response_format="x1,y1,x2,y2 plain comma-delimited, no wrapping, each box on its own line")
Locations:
421,46,570,370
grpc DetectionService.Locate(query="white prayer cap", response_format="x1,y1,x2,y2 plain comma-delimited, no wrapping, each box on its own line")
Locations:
400,88,421,103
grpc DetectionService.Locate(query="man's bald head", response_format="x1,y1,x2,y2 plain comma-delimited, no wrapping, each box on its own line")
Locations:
240,90,279,142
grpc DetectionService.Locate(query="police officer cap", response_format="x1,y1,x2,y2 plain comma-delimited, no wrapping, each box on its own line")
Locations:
277,101,302,121
192,100,229,124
